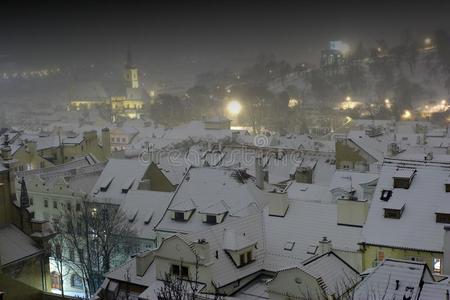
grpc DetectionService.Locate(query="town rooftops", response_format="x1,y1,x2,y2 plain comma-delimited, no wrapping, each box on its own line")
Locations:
362,158,450,252
90,159,149,205
353,258,434,300
155,167,268,234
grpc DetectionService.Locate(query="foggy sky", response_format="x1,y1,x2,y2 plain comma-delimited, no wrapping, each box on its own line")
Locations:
1,0,450,78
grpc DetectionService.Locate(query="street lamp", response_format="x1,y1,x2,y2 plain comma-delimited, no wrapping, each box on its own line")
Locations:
226,100,242,115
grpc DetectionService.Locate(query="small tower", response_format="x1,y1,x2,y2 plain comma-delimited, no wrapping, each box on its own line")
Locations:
20,177,30,209
124,47,139,89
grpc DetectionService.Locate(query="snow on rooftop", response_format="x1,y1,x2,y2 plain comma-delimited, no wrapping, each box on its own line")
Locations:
0,224,43,266
362,158,450,252
353,259,433,300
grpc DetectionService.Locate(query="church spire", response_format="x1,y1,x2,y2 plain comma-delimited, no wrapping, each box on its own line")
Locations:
20,177,30,209
126,46,135,69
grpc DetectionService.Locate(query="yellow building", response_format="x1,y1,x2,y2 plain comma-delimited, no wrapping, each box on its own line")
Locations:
0,129,110,173
361,158,450,275
68,49,148,122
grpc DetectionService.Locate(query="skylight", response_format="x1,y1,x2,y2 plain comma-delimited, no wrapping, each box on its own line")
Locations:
284,241,295,251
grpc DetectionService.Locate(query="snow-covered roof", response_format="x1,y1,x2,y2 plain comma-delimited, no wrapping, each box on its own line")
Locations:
155,167,268,234
362,158,450,252
353,259,434,300
90,159,149,205
0,224,43,266
119,190,172,240
329,171,378,201
223,228,257,251
263,198,363,272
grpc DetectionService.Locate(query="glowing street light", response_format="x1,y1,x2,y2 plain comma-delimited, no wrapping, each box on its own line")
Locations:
384,98,392,109
346,96,351,101
288,98,299,109
226,100,242,115
401,110,412,120
425,37,432,46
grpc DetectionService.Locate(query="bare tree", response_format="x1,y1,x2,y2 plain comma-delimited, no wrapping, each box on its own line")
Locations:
58,198,135,297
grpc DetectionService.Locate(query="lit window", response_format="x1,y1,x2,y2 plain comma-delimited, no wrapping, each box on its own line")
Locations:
433,258,441,274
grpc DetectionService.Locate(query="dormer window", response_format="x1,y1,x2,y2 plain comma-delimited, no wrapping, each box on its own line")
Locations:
436,213,450,224
199,200,229,224
223,229,256,267
169,199,196,222
393,169,416,189
383,198,405,219
205,214,217,224
174,212,186,222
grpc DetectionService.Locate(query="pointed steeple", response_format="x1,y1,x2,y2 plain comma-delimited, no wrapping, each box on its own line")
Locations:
20,177,30,208
125,46,135,69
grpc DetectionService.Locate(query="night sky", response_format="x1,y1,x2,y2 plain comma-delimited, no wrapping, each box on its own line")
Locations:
1,0,450,80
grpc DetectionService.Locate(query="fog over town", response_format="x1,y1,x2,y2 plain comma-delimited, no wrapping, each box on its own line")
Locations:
1,1,450,299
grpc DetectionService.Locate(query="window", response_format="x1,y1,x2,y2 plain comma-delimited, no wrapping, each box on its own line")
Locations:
205,214,217,224
171,264,180,276
436,213,450,224
239,253,246,266
380,189,393,201
30,198,33,206
70,274,83,288
377,250,385,262
180,266,189,278
122,138,126,143
246,251,252,262
44,199,48,208
53,201,58,209
284,241,295,251
307,245,318,255
433,258,441,274
40,161,45,168
174,212,185,222
67,203,72,211
76,203,81,212
384,209,402,219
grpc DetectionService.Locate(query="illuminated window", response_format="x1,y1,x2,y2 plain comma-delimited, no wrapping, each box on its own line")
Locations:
91,207,97,217
433,258,441,273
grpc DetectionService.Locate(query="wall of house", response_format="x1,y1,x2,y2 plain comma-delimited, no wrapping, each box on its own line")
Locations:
13,147,54,171
155,237,213,291
141,163,175,192
268,268,327,300
0,170,11,225
335,139,374,171
0,273,42,300
337,199,369,227
362,245,443,274
1,254,51,292
15,176,84,221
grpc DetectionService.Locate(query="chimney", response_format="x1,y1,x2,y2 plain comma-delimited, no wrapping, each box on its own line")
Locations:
194,239,211,263
255,153,264,190
151,148,160,164
101,128,111,158
1,146,12,161
268,189,289,217
136,251,155,277
444,227,450,275
318,237,332,255
25,140,37,155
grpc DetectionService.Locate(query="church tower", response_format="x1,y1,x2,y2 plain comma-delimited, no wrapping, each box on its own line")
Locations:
124,47,139,89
